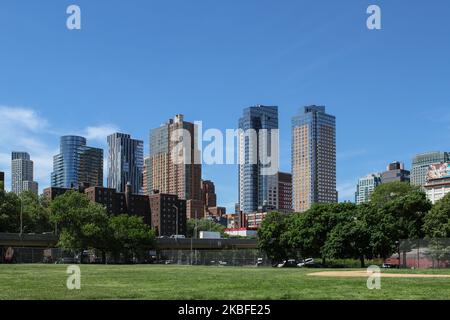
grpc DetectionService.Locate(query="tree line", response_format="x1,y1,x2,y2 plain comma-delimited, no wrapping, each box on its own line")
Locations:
0,190,155,263
258,182,450,267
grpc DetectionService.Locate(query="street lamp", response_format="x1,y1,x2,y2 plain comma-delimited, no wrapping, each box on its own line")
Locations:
19,195,23,236
191,210,198,265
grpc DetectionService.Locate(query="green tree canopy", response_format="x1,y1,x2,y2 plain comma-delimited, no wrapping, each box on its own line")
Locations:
286,203,358,263
370,182,419,207
109,214,156,260
423,193,450,238
50,190,109,260
0,190,20,232
187,219,226,238
257,212,294,263
322,212,372,267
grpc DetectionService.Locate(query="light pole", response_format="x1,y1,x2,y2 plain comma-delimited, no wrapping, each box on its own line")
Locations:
191,210,198,265
19,195,23,236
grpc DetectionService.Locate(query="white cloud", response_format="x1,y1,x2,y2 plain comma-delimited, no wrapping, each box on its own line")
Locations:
0,105,118,192
0,106,55,191
84,124,119,143
0,106,48,130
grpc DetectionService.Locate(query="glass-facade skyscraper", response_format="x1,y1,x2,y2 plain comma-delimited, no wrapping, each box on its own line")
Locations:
292,106,336,212
107,132,144,194
52,136,103,189
411,151,450,188
238,105,279,213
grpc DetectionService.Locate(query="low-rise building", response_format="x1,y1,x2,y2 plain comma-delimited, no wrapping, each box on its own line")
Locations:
246,211,268,229
44,183,151,225
425,163,450,204
85,183,151,224
149,192,187,237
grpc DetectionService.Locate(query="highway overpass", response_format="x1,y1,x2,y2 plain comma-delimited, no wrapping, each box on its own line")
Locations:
0,233,258,250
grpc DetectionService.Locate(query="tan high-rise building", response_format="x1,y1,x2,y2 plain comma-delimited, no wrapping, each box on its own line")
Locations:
147,115,202,218
292,106,336,212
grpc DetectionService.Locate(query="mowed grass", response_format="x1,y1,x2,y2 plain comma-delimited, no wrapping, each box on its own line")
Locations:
1,264,450,300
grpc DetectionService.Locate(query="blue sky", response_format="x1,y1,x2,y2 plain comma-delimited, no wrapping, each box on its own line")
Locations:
1,0,450,211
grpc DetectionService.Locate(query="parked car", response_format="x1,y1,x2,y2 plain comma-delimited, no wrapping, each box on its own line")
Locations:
276,259,299,268
170,235,186,239
298,258,315,267
256,258,264,267
382,263,399,269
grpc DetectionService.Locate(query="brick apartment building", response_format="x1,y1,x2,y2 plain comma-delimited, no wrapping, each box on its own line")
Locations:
149,192,187,237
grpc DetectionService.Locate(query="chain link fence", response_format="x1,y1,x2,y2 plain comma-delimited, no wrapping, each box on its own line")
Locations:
399,239,450,269
1,246,270,266
158,249,270,267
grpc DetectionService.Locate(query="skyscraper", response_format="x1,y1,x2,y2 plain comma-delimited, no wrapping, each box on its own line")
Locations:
355,173,382,204
148,114,202,218
238,105,279,213
11,152,38,195
277,172,293,213
381,161,410,184
292,106,336,212
107,133,144,194
411,151,450,188
52,136,103,189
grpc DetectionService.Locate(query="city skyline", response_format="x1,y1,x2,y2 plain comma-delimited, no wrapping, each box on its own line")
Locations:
1,1,450,212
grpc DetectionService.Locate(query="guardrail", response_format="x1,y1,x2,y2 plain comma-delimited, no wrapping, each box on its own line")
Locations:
0,233,58,247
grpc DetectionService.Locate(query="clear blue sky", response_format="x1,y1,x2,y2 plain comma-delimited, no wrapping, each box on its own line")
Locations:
1,0,450,211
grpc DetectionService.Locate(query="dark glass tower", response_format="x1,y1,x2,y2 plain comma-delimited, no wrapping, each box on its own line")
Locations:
51,136,103,189
238,105,279,213
107,133,144,194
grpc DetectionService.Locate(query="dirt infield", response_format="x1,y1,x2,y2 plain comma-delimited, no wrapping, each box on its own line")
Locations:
307,271,450,278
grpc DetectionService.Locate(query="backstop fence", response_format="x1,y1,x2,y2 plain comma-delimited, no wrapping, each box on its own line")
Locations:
399,239,450,269
158,249,270,267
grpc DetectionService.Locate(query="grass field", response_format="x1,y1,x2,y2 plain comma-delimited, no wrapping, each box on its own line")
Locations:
1,264,450,300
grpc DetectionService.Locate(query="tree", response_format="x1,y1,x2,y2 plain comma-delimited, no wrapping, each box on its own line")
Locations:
370,182,419,207
187,219,226,238
286,203,357,263
322,210,372,268
423,193,450,238
109,214,156,263
381,190,430,240
257,212,294,263
0,190,20,232
50,190,109,262
20,191,52,233
360,203,397,259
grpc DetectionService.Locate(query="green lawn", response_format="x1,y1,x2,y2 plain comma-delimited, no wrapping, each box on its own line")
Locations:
1,264,450,300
